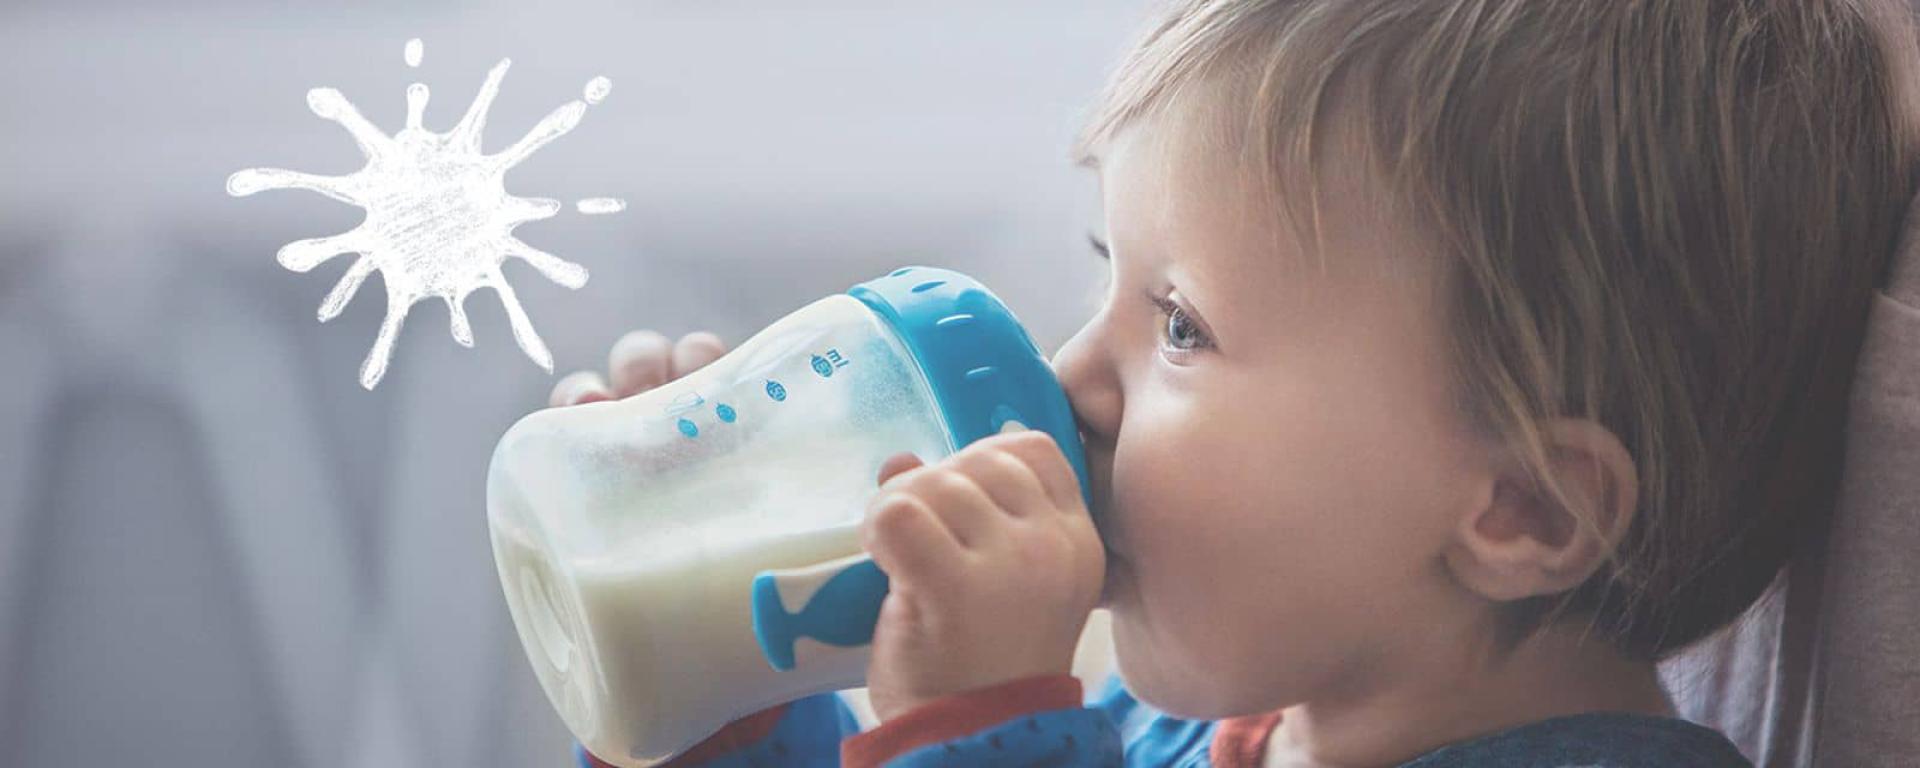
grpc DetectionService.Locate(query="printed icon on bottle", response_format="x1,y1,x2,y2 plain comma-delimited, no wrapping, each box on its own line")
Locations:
811,348,851,378
715,403,736,423
765,379,787,402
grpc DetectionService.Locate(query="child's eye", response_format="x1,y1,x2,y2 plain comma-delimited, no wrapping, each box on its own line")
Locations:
1151,295,1212,354
1087,232,1213,357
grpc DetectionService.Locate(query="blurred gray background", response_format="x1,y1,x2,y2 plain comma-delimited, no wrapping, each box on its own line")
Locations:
0,2,1148,765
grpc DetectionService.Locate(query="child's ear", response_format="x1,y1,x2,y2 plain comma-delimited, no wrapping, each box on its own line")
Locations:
1443,418,1639,602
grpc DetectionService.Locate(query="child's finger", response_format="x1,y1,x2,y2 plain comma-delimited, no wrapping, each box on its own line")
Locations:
670,331,727,378
550,371,613,407
993,430,1084,514
608,330,674,397
951,445,1052,518
900,469,1001,549
876,453,925,485
862,493,964,588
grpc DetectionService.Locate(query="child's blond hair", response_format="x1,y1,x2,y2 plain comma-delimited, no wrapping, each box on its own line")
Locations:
1078,0,1920,660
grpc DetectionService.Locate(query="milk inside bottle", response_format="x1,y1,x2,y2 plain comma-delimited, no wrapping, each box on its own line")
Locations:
487,266,1091,767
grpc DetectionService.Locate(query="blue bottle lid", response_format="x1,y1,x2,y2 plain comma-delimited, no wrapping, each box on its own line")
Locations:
847,266,1092,507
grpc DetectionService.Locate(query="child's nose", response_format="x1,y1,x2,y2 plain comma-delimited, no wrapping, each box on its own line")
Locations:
1049,325,1122,444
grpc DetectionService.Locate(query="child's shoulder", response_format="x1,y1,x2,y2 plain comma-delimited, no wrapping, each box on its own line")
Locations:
1095,676,1752,768
1400,711,1753,768
1088,674,1218,765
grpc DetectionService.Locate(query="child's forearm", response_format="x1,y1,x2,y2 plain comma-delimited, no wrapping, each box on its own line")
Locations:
842,675,1121,767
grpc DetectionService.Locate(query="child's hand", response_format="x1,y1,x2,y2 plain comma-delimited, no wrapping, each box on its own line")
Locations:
861,429,1105,722
549,329,1102,724
549,330,727,406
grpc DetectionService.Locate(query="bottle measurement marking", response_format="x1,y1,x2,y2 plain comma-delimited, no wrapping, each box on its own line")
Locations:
810,348,851,378
664,391,705,416
670,396,741,438
674,349,839,438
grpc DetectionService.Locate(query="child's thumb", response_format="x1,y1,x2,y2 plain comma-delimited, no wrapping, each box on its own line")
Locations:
875,452,925,485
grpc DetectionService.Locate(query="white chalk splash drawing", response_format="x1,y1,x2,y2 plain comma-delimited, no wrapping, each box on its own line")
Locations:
228,39,628,389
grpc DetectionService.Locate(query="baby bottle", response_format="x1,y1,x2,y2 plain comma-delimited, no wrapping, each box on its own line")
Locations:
486,266,1091,767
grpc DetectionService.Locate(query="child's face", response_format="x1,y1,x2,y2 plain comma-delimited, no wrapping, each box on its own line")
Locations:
1053,112,1500,718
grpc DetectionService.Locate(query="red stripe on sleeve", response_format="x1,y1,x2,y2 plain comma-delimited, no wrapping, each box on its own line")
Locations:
841,675,1084,768
582,703,792,768
1208,709,1284,768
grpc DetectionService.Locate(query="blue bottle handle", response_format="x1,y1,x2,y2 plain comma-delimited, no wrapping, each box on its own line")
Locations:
750,553,889,671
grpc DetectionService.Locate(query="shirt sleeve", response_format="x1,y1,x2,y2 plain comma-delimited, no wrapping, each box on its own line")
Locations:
840,675,1123,768
577,691,862,768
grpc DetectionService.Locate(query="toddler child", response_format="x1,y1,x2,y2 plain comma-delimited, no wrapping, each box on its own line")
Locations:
552,0,1920,764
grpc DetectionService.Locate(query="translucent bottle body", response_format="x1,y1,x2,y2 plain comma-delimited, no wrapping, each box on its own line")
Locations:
487,294,952,766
